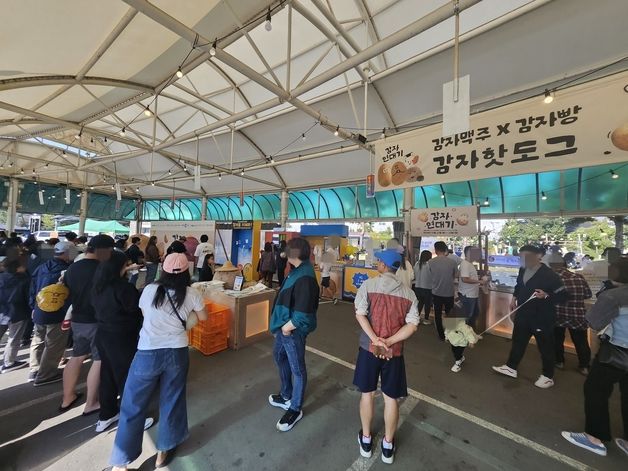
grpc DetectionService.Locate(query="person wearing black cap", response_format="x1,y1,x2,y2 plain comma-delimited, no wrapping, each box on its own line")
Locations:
59,234,114,414
493,245,568,389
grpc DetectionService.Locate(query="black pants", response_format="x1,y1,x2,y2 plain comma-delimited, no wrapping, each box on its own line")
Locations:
452,345,465,361
507,319,555,378
432,295,454,340
96,331,138,421
584,359,628,441
554,326,591,368
413,288,432,320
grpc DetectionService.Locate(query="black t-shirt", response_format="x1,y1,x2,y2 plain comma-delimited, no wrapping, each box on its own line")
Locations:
126,244,144,264
91,279,142,336
64,258,99,323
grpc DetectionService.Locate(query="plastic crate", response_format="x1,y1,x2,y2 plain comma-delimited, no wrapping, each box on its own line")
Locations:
195,302,230,332
189,327,228,356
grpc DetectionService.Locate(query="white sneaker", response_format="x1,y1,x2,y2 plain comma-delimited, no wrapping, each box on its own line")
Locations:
95,414,120,433
451,356,465,373
492,365,517,378
534,375,555,389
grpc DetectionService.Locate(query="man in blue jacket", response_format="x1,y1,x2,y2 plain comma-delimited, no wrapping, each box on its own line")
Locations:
268,238,319,432
28,241,75,386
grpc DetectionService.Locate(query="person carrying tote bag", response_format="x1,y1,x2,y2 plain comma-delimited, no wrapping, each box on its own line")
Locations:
109,253,207,470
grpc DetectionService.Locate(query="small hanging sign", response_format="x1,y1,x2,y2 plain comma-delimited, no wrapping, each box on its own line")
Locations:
366,174,375,198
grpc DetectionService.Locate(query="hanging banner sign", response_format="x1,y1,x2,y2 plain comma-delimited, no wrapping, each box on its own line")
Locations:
373,71,628,191
411,206,477,237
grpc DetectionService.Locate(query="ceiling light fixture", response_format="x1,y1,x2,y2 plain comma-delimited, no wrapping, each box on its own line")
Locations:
541,191,547,200
210,39,217,56
76,128,83,139
441,191,445,199
334,126,339,137
120,127,126,137
301,133,306,141
144,106,152,117
240,169,244,176
611,170,620,179
265,8,272,31
176,67,184,79
151,181,155,186
20,168,24,175
483,197,490,206
543,89,554,104
218,173,222,180
381,128,386,139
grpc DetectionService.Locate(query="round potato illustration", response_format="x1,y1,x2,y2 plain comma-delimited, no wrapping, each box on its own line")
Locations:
456,213,470,226
611,123,628,151
406,166,424,183
391,161,407,185
377,164,392,187
418,212,429,223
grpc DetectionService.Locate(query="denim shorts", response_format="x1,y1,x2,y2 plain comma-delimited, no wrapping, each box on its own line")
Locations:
72,322,100,360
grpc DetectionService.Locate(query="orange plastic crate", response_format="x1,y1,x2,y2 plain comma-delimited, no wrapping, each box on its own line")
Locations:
196,302,230,332
189,327,228,356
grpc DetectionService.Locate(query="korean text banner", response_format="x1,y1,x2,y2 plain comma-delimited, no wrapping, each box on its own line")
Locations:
411,206,477,237
373,71,628,191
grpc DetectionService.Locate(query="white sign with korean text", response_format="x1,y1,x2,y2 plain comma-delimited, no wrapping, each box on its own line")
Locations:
373,71,628,191
411,206,477,237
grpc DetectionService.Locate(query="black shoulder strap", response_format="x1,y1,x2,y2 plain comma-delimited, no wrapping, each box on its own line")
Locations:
166,290,186,330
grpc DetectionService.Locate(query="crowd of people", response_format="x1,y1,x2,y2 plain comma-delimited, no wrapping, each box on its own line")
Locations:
1,229,627,466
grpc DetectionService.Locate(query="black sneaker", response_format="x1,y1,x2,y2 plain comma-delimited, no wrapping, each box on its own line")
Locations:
27,371,37,382
276,409,303,432
34,373,63,387
268,394,292,411
358,430,373,458
1,360,27,374
381,438,395,465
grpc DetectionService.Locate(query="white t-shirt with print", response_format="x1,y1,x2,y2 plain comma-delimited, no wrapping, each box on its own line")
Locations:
138,284,204,350
458,259,479,298
194,242,214,268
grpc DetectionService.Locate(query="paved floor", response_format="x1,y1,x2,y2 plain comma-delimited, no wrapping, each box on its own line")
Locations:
0,301,625,471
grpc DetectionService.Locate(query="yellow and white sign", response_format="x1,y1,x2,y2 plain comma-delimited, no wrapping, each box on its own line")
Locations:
373,71,628,191
411,206,477,237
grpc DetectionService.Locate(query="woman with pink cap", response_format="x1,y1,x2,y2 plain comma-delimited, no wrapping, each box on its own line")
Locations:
109,252,207,470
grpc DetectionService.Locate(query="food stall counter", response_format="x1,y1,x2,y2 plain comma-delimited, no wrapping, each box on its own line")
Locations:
202,286,276,351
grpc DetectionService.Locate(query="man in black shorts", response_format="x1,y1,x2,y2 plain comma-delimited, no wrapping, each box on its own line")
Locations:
353,249,419,465
60,235,114,414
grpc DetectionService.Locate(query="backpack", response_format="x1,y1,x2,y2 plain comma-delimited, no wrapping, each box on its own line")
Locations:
36,283,70,313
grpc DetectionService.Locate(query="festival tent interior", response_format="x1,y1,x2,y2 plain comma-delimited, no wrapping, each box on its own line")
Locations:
0,0,626,226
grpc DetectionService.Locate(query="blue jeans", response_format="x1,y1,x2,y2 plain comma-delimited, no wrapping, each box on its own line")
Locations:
110,348,189,466
145,263,158,285
273,332,307,411
460,295,479,327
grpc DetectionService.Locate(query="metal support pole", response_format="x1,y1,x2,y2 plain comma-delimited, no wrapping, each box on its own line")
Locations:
403,188,413,254
78,190,88,235
201,195,207,221
135,199,143,234
6,179,18,233
280,190,289,229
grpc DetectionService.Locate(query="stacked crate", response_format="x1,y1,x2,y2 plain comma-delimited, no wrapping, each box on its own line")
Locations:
188,301,230,355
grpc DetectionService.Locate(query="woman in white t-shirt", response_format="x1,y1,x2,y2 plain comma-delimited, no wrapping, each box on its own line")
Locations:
395,250,415,289
110,253,207,471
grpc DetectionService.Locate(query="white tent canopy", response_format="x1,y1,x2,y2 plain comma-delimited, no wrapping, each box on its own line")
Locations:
1,0,626,199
